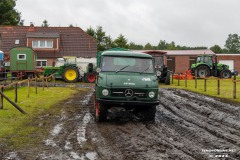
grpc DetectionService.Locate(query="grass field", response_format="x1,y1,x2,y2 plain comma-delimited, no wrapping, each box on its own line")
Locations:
160,76,240,103
0,86,83,148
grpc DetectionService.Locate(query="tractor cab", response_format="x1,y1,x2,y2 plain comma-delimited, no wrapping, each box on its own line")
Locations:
196,55,214,69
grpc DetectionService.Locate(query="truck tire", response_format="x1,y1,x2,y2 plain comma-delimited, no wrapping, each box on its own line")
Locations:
220,69,232,78
62,66,79,83
165,72,170,85
142,106,156,121
196,66,210,78
85,72,96,83
95,102,108,122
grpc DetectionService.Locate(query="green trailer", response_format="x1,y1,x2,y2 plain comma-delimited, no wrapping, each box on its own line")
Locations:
10,46,38,78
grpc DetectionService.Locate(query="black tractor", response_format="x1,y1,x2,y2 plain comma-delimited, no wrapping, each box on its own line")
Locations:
143,51,170,85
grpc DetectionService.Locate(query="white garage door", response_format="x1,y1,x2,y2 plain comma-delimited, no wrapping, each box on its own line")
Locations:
219,60,234,71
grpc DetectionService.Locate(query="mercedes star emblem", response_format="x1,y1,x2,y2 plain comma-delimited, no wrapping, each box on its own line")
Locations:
124,89,133,97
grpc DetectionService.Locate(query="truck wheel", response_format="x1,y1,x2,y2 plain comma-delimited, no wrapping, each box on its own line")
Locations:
95,102,107,122
142,106,156,121
62,67,79,83
220,69,232,78
196,66,210,78
165,72,170,85
85,72,96,83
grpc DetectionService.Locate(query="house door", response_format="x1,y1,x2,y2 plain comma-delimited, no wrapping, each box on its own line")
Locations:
167,57,175,72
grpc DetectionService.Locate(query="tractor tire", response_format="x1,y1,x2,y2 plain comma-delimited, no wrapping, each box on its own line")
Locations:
62,66,79,83
141,106,156,122
196,66,210,78
165,71,171,85
95,101,108,122
220,69,232,78
85,72,96,83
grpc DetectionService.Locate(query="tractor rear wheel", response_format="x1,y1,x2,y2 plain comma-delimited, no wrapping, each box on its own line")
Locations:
220,69,232,78
62,66,79,83
165,71,170,85
196,66,210,78
85,72,96,83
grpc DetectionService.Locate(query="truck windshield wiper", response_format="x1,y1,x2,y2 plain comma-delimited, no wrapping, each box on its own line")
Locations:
116,65,130,73
140,66,150,74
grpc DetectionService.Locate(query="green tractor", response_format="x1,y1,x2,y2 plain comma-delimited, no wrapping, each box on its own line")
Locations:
44,57,80,83
191,54,232,78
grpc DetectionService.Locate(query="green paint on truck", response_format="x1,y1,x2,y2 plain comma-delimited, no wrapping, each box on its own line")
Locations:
95,50,159,122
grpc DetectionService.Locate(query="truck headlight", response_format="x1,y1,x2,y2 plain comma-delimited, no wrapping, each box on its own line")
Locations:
156,71,161,76
148,91,155,98
102,89,109,96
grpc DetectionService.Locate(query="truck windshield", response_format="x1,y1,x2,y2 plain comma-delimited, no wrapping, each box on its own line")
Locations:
101,56,154,73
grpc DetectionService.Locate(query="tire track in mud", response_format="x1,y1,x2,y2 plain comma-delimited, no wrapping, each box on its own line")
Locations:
92,88,240,160
2,87,240,160
37,90,98,160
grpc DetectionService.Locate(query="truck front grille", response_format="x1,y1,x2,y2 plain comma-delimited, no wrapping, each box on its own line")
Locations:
110,89,147,98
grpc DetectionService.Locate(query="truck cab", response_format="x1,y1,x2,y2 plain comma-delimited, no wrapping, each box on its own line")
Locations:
95,51,159,122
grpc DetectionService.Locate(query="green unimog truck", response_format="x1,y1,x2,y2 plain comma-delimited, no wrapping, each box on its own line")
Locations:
95,50,159,122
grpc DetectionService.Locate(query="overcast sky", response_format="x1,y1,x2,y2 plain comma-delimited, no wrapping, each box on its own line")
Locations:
15,0,240,48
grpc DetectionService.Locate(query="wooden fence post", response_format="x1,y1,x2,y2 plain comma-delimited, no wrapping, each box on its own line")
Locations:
172,71,174,84
42,79,44,91
53,74,56,87
217,78,220,95
178,74,180,86
0,87,3,109
28,77,30,98
46,78,49,88
233,75,236,99
185,74,187,87
15,83,18,103
195,70,197,89
35,76,37,94
204,77,207,92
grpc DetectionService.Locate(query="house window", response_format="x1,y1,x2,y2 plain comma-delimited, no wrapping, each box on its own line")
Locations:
17,54,26,60
37,60,47,67
32,40,53,48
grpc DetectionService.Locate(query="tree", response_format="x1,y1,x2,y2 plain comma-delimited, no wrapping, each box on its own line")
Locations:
224,34,240,53
129,42,143,50
113,34,128,48
157,40,167,50
95,26,107,51
210,45,222,53
69,24,74,27
86,26,95,37
144,43,153,50
41,19,49,27
0,0,21,25
104,35,114,50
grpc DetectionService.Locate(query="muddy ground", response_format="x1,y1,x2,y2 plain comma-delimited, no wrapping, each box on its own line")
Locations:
1,85,240,160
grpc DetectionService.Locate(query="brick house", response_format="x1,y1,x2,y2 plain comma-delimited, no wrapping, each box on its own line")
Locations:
217,54,240,72
0,25,97,67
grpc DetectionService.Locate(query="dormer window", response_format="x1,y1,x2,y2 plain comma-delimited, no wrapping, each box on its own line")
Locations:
32,40,53,48
26,32,59,50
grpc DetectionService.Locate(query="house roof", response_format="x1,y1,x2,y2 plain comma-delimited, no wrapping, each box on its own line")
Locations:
26,32,60,38
134,49,214,56
165,49,215,56
0,26,97,59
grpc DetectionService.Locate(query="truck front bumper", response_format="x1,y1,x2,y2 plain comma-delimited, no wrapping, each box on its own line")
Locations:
98,99,160,106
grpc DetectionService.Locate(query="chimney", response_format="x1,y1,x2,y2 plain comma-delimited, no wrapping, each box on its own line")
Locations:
28,22,35,32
